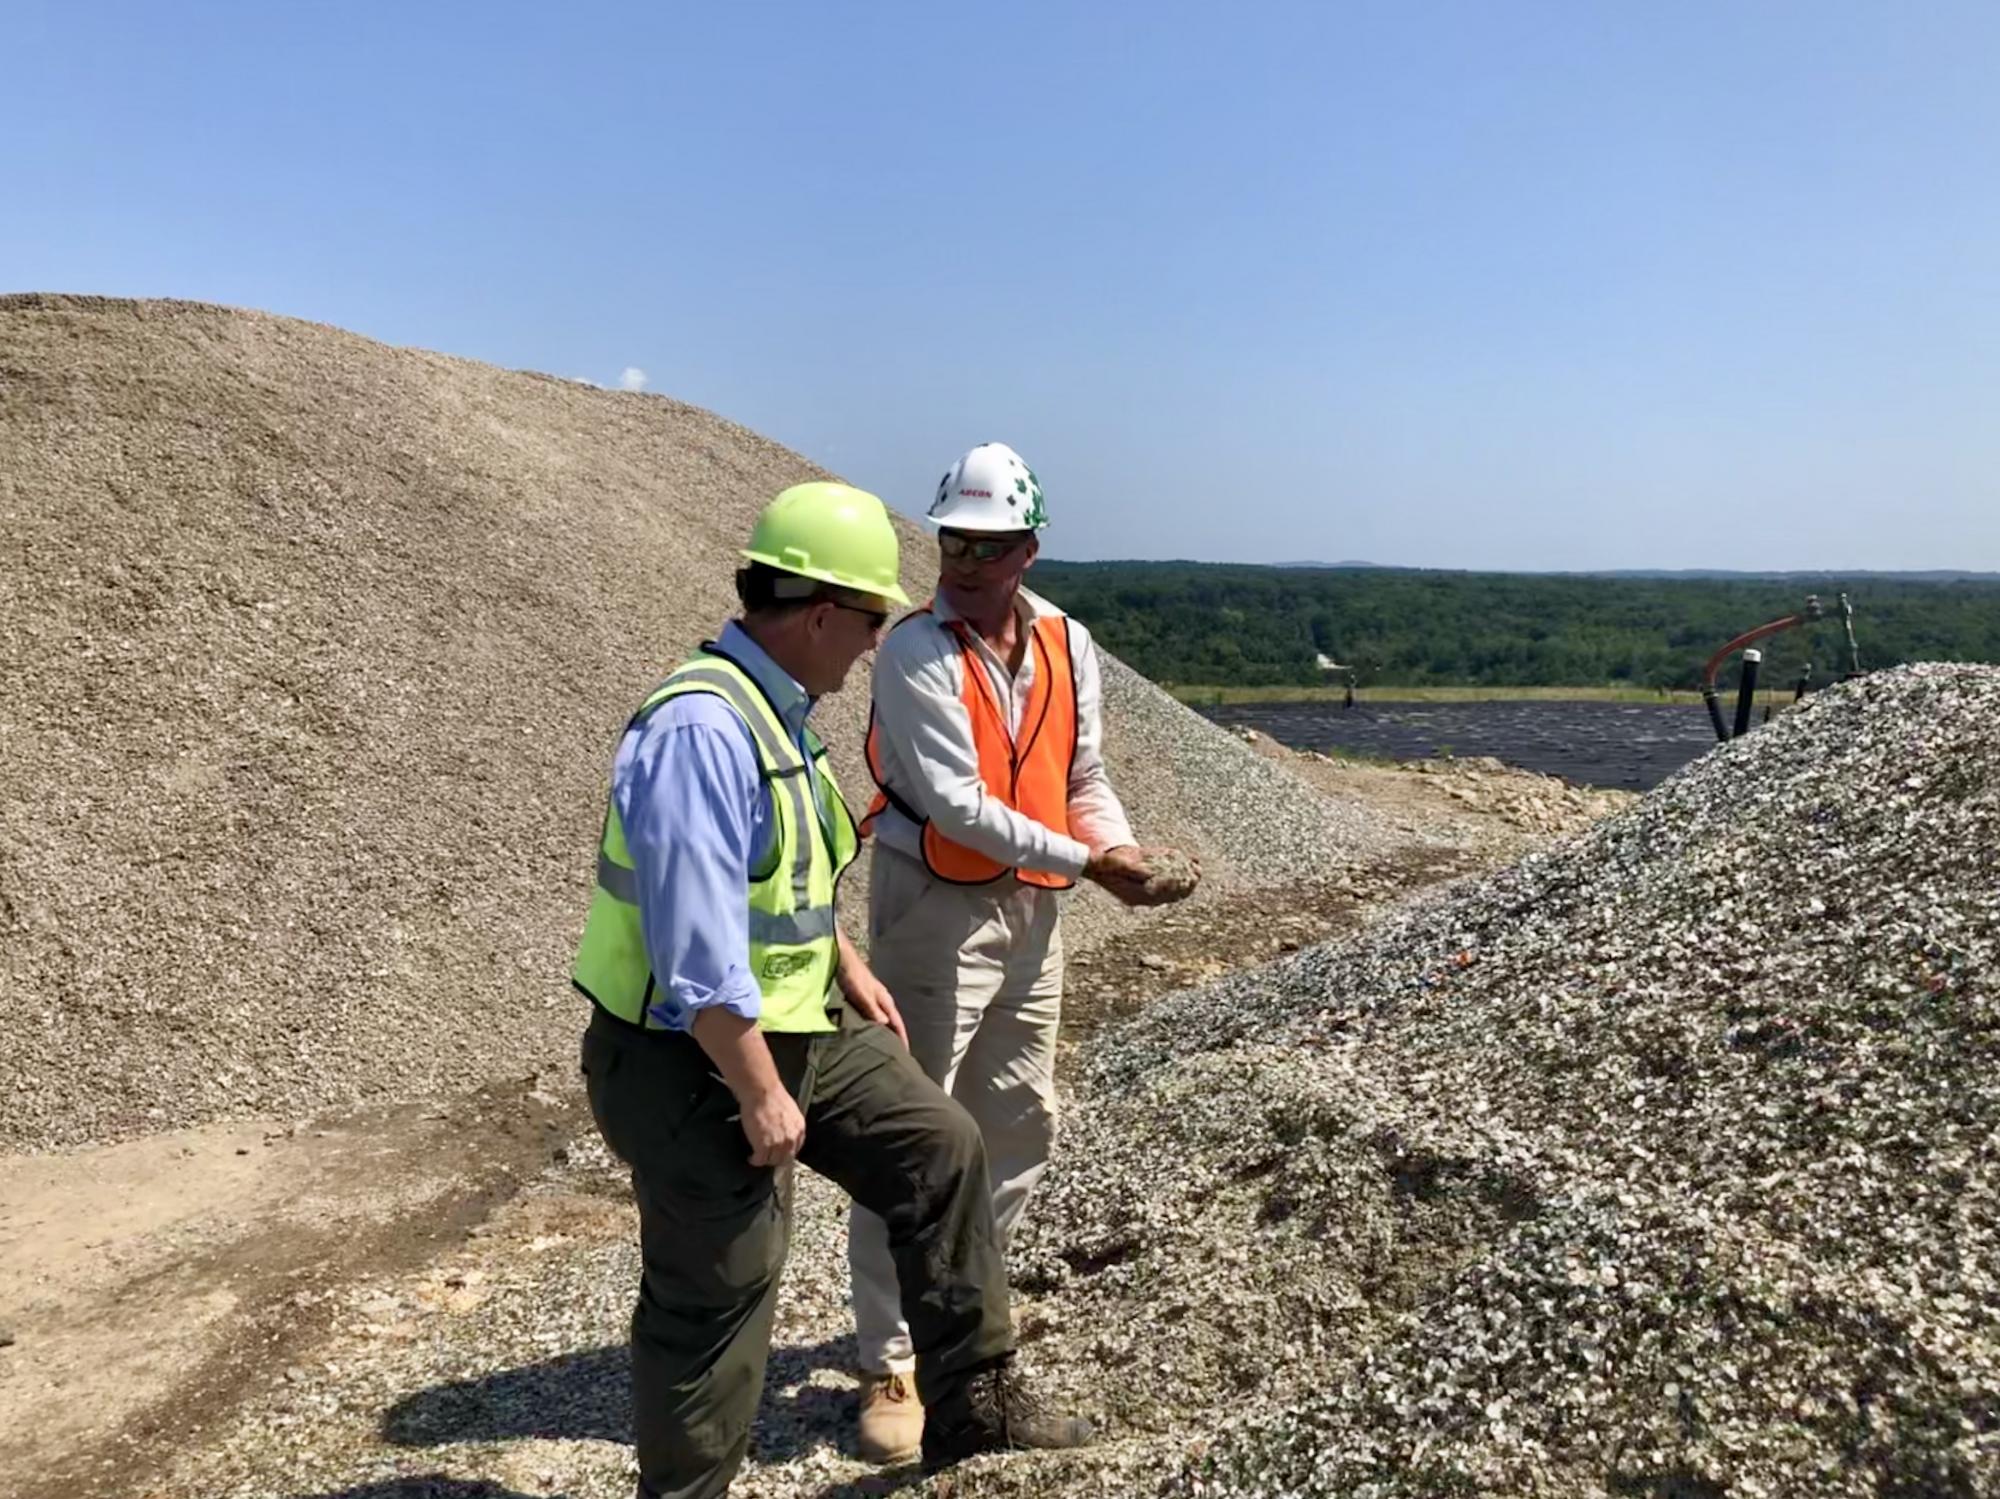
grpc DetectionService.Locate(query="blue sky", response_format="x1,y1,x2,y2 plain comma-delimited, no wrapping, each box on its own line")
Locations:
6,2,1997,569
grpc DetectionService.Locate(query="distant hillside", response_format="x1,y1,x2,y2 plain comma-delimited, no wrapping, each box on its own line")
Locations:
1102,560,2000,583
1030,559,2000,689
1567,568,2000,582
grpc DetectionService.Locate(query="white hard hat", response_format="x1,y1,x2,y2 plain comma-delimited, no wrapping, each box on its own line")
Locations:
925,442,1048,533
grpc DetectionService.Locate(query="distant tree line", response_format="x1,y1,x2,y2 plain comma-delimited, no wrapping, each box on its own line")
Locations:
1028,563,2000,689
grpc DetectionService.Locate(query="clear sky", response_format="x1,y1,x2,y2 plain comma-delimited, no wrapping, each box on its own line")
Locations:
6,2,1997,569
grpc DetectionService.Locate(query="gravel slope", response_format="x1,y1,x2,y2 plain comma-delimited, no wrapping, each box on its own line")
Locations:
1006,662,2000,1498
145,664,2000,1499
0,294,1397,1150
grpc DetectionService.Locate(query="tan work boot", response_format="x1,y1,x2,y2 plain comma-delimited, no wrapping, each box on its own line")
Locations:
856,1370,924,1464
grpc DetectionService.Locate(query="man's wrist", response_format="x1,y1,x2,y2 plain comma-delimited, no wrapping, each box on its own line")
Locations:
1085,842,1136,876
731,1073,788,1106
1049,835,1091,879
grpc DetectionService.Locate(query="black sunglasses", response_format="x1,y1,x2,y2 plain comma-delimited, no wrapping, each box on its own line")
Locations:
938,530,1033,563
829,600,893,631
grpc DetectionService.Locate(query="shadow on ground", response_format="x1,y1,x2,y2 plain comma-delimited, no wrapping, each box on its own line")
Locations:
384,1345,630,1447
382,1336,860,1464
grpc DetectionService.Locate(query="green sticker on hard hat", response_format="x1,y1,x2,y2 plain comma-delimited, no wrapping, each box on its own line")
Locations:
1023,471,1047,529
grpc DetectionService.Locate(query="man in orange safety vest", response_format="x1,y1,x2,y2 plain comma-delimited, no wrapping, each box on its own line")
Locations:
846,442,1198,1463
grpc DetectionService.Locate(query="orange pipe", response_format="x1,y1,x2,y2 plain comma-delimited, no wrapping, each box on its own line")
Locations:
1701,614,1804,689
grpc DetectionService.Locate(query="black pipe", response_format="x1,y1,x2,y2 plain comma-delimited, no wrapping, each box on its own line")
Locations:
1702,682,1730,741
1733,649,1762,739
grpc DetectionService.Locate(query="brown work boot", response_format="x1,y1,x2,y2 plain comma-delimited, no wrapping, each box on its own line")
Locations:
921,1357,1094,1472
856,1370,924,1464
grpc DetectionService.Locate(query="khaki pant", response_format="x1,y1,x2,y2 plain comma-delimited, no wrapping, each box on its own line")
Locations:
582,1001,1013,1499
848,846,1064,1374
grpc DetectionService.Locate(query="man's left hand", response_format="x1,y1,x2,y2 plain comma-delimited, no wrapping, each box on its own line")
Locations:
836,935,909,1047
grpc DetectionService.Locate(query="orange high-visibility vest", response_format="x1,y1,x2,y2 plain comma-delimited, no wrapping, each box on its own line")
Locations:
862,609,1078,889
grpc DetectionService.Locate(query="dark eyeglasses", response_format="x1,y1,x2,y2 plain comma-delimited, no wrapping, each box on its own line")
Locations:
830,600,892,631
938,530,1033,563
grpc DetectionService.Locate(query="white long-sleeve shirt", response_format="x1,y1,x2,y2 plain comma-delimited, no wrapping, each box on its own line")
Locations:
867,588,1135,880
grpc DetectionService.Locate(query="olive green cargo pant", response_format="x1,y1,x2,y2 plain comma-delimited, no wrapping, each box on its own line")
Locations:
581,1002,1014,1499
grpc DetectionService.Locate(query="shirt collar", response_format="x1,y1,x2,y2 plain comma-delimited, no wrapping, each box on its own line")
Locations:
930,587,1045,628
714,619,814,739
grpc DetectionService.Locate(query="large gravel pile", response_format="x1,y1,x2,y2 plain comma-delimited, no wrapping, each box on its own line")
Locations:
0,294,1392,1151
991,662,2000,1498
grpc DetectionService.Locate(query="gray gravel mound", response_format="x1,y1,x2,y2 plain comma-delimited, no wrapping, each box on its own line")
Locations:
1094,650,1409,891
0,294,1394,1150
1001,663,2000,1498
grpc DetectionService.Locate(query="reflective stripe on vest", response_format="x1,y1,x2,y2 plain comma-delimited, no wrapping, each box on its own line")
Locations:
860,610,1078,890
571,646,858,1033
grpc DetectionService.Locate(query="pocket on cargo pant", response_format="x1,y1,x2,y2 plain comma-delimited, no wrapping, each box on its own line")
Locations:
634,1148,789,1311
870,851,940,944
579,1025,627,1164
586,1026,714,1173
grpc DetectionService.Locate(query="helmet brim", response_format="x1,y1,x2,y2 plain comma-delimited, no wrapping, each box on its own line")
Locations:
739,550,912,608
921,511,1046,536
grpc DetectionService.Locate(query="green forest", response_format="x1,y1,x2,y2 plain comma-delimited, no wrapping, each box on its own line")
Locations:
1027,563,2000,690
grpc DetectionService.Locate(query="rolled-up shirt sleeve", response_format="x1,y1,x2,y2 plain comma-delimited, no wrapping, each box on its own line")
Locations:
1063,624,1136,854
872,633,1093,878
610,701,765,1031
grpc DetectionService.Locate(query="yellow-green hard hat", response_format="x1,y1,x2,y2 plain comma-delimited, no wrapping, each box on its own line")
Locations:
741,482,911,606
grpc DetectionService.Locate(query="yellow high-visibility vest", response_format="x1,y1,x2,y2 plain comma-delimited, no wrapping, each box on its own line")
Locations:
571,647,857,1033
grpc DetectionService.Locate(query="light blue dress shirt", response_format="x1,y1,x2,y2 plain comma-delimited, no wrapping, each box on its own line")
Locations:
611,621,825,1032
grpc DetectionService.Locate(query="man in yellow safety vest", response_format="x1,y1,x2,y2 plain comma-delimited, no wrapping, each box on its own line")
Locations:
572,482,1094,1496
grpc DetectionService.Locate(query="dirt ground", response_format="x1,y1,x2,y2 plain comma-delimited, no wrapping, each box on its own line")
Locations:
0,748,1630,1499
1,1084,573,1499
